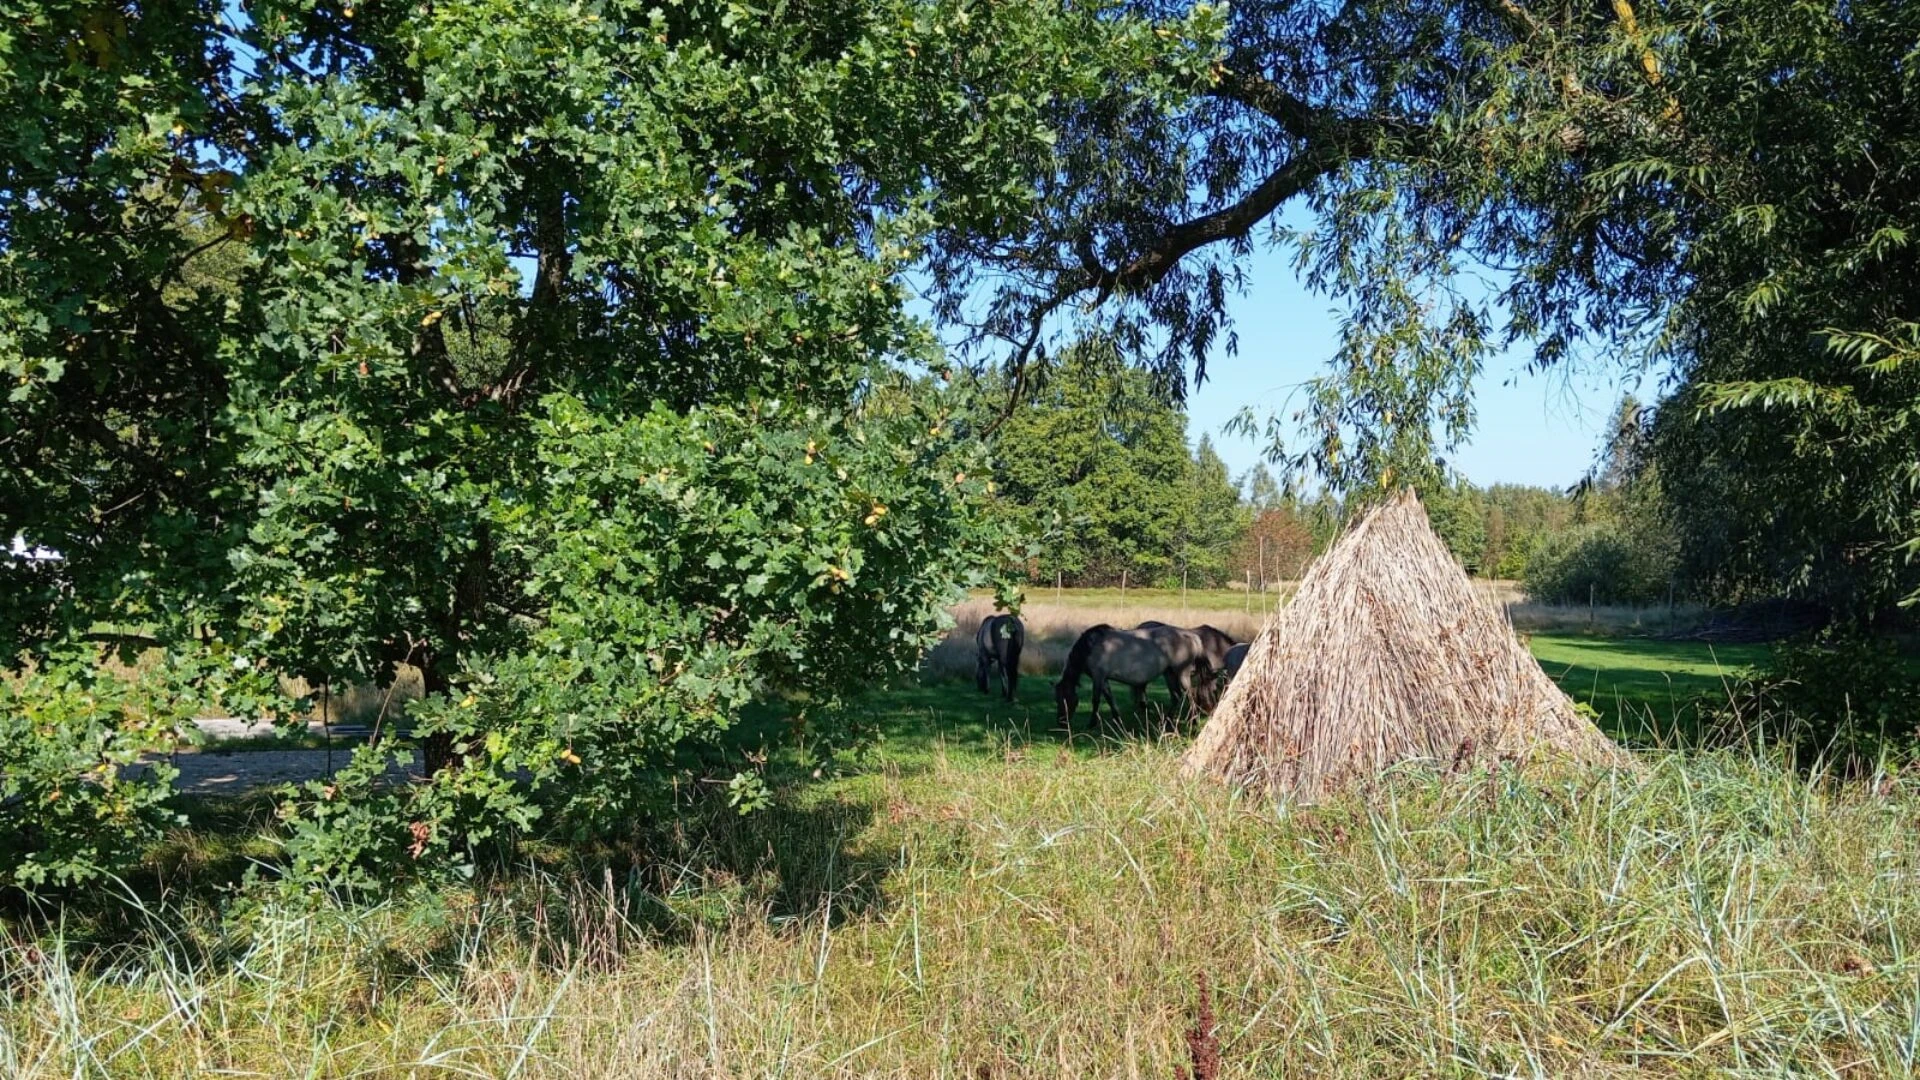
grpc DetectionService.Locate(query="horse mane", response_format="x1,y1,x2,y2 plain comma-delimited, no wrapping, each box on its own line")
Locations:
1197,624,1239,648
1060,623,1111,684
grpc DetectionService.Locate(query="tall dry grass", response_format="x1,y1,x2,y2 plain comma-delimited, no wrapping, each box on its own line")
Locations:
282,665,425,728
5,747,1918,1077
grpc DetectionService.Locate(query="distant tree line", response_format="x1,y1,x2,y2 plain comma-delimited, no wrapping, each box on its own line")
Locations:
987,348,1246,589
997,375,1915,624
989,360,1683,600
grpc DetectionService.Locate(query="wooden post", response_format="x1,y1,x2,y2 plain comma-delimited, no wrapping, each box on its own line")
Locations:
1245,570,1252,612
1121,568,1127,599
322,677,334,778
1056,569,1063,606
1589,582,1596,627
1182,566,1189,616
1258,535,1266,595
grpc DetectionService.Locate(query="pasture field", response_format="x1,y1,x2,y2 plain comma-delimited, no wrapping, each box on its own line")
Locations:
1530,635,1771,742
969,584,1710,637
936,594,1760,743
7,596,1915,1078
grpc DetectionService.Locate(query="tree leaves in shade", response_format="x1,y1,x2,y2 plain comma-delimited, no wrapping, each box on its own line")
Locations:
0,0,1215,889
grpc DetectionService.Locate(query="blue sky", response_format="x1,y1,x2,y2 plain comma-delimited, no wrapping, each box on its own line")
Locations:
1179,244,1647,493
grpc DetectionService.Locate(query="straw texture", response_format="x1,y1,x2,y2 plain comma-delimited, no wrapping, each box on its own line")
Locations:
1184,489,1626,800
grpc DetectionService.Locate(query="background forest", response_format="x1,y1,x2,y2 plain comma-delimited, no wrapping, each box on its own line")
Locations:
991,373,1686,612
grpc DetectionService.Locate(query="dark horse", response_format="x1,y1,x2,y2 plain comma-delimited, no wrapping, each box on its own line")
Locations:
1223,641,1250,683
975,613,1024,700
1056,624,1211,731
1134,621,1241,714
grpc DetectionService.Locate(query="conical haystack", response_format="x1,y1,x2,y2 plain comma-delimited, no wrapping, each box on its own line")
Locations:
1185,489,1625,800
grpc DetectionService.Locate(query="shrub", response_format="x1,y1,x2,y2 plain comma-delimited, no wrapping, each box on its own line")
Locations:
1522,522,1674,605
273,391,1014,890
1708,634,1920,769
0,644,283,893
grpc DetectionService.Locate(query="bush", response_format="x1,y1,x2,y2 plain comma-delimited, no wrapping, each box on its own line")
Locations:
0,644,283,893
1522,522,1674,605
273,391,1014,890
1708,634,1920,769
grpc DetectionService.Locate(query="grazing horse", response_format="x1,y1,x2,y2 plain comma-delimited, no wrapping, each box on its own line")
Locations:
1223,642,1250,682
1138,620,1240,672
1134,621,1240,714
974,613,1024,701
1055,624,1211,731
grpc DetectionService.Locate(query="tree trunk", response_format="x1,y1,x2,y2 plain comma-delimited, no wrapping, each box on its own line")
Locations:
420,658,457,775
422,523,493,776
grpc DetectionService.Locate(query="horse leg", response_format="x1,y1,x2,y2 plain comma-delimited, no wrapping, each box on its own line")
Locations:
1162,672,1185,725
975,650,990,694
1087,673,1108,730
1179,665,1205,724
1003,642,1021,701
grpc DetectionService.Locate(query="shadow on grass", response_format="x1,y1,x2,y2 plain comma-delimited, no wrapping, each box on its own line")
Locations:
851,673,1203,771
0,791,290,961
619,792,890,934
1,787,901,990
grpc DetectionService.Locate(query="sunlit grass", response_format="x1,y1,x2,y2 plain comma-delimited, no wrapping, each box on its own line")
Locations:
1531,635,1771,742
8,591,1904,1077
6,734,1918,1077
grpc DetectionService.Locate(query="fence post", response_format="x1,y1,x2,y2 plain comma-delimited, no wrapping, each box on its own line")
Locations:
1056,569,1062,606
1121,569,1127,599
1182,566,1189,616
1245,570,1252,612
322,678,334,778
1589,582,1596,627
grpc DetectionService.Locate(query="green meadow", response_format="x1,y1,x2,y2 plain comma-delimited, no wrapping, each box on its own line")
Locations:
12,611,1918,1079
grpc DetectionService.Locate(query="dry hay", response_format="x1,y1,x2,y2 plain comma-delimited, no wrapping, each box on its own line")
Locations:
1184,489,1627,801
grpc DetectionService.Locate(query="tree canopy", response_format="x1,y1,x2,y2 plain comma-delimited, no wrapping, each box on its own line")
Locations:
0,0,1219,888
936,0,1920,616
989,345,1245,587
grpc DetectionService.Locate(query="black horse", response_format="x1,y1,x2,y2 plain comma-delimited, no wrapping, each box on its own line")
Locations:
975,613,1024,700
1134,621,1241,714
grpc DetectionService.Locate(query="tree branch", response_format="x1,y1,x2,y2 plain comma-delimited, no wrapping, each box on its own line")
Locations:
1209,66,1326,136
1110,150,1335,294
494,183,572,409
1478,0,1547,41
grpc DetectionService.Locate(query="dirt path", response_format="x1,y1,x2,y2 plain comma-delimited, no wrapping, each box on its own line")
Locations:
129,749,421,796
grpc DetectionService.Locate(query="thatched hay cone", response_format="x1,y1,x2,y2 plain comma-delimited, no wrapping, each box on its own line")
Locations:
1184,489,1626,800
